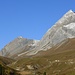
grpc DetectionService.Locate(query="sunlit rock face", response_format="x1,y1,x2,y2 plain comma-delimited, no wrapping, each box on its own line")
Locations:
0,10,75,57
0,37,39,58
39,10,75,49
26,10,75,55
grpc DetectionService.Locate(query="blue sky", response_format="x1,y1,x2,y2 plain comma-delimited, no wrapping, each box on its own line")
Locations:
0,0,75,49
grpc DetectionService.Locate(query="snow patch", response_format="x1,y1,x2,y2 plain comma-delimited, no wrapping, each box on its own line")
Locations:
64,23,75,29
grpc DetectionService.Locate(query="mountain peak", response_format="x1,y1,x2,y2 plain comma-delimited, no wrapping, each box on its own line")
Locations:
27,10,75,55
1,10,75,58
64,10,75,16
66,10,74,13
55,10,75,26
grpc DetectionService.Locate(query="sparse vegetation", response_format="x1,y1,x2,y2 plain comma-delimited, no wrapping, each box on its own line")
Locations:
0,56,20,75
1,39,75,75
0,63,20,75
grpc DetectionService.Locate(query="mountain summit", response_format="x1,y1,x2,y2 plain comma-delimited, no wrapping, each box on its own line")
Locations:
0,37,39,58
25,10,75,55
39,10,75,49
0,10,75,58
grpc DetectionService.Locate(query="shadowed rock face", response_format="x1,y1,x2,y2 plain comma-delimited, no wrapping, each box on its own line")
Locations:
0,37,39,58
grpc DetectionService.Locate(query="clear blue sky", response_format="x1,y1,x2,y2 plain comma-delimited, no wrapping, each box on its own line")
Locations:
0,0,75,49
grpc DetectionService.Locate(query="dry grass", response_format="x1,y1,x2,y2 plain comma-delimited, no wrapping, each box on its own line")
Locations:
2,38,75,75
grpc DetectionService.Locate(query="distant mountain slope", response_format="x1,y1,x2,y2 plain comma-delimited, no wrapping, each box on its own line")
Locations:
0,37,39,58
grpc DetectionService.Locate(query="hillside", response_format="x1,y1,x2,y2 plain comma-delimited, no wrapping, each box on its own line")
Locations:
0,56,20,75
8,38,75,75
35,38,75,57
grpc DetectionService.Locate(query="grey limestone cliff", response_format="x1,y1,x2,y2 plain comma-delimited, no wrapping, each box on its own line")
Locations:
0,36,39,58
26,10,75,55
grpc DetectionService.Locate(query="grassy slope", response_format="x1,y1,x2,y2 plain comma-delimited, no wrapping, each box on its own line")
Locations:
0,56,20,75
0,56,15,65
10,38,75,75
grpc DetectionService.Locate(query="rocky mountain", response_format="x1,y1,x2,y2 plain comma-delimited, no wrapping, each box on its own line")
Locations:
0,36,39,58
0,10,75,58
1,10,75,75
25,10,75,56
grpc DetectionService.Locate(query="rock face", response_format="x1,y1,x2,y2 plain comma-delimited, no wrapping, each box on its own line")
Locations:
25,10,75,55
0,36,39,58
38,10,75,49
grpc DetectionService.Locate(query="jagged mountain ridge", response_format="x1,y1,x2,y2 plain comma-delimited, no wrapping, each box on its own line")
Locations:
25,10,75,56
0,10,75,58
